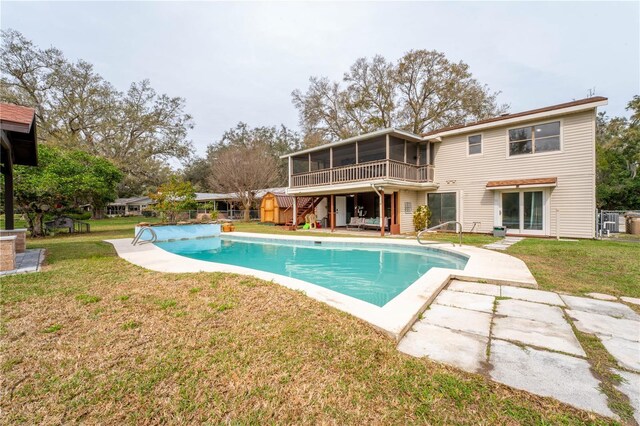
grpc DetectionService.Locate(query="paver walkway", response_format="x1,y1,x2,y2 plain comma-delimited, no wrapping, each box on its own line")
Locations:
483,236,523,250
0,249,44,276
398,280,640,420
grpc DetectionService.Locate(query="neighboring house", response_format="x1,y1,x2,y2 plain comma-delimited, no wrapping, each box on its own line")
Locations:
282,97,608,239
106,197,153,216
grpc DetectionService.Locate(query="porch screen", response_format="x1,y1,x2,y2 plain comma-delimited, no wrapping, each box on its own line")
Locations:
427,192,457,227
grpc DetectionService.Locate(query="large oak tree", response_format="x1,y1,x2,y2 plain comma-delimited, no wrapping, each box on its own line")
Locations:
292,50,508,145
0,29,194,196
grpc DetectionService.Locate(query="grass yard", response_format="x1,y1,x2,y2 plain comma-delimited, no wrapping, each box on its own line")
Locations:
0,218,618,424
507,238,640,297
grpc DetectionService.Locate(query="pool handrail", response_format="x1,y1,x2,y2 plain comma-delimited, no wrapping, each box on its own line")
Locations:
417,221,463,247
132,226,157,245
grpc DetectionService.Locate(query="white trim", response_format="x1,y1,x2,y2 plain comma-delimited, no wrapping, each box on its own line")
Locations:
494,188,550,236
487,182,557,190
466,133,483,157
505,118,564,159
286,179,438,196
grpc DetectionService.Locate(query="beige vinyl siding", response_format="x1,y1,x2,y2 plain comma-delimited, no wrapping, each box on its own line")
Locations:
432,110,596,238
398,190,420,234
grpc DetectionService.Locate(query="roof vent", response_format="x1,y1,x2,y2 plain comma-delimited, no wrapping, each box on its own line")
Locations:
500,113,510,117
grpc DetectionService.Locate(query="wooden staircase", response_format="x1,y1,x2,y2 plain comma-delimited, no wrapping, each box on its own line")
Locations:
284,197,323,228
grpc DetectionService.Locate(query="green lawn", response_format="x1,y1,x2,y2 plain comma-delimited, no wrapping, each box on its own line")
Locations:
507,238,640,297
0,218,615,424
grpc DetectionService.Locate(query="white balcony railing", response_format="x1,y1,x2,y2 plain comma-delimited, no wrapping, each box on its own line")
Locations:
291,160,434,188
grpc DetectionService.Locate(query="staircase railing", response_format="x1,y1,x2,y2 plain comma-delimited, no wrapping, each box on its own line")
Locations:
417,221,463,247
132,226,158,245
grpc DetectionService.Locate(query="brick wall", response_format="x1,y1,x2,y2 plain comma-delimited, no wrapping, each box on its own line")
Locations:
0,229,26,253
0,236,16,271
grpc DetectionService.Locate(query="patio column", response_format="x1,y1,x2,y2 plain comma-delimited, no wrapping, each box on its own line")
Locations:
293,196,298,227
330,194,335,232
2,148,14,230
391,192,396,234
380,190,385,237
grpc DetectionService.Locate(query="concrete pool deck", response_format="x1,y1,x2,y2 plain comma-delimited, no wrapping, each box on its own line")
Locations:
107,232,536,340
398,279,640,420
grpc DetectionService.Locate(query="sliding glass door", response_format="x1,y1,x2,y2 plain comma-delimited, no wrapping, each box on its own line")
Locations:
500,191,545,235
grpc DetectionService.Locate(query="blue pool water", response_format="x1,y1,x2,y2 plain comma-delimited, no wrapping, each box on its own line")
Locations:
155,236,468,307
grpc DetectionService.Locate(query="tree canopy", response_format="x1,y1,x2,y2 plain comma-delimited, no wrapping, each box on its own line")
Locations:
14,145,122,237
292,50,507,145
148,176,198,223
0,29,194,196
596,96,640,210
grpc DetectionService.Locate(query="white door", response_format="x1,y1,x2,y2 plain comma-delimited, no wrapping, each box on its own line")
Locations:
335,196,347,227
498,190,546,235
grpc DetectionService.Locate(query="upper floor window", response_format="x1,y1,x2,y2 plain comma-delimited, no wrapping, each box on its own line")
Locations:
468,135,482,155
509,121,560,156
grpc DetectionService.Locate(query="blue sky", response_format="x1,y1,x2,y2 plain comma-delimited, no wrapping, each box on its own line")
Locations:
2,1,639,156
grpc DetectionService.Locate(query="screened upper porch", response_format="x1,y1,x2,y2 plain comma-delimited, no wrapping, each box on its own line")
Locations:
288,132,435,188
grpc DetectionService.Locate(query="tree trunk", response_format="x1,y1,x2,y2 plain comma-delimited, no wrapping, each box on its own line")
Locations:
31,213,45,238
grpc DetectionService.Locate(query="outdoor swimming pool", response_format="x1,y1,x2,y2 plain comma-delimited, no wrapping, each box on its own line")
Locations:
155,235,468,307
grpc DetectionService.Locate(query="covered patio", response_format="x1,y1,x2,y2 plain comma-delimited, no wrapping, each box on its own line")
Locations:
290,189,402,237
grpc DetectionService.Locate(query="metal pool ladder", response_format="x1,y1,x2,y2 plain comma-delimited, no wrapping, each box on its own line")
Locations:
417,221,463,247
132,226,157,245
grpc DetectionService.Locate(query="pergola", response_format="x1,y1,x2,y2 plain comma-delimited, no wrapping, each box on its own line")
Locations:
1,103,38,230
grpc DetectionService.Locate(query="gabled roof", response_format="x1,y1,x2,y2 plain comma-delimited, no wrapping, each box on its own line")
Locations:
0,103,36,131
110,196,153,205
422,96,608,138
0,103,38,167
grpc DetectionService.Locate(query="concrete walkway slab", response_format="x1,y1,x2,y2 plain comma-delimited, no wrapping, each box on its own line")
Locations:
561,295,639,321
421,304,492,337
615,370,640,424
434,289,495,313
568,310,640,342
0,249,45,276
598,335,640,372
490,340,614,418
398,323,489,373
586,292,618,301
501,286,565,306
621,296,640,306
495,299,567,327
447,280,500,296
492,316,586,356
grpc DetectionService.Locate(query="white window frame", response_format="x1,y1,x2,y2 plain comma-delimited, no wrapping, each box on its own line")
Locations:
505,119,563,159
467,134,483,156
493,188,550,236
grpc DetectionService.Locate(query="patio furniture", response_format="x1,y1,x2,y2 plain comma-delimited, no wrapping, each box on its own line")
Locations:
361,217,389,231
346,217,366,230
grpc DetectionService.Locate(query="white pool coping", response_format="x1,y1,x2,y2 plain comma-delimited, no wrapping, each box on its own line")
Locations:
106,232,536,341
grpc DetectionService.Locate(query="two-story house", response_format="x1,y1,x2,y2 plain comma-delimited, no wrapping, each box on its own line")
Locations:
281,96,608,239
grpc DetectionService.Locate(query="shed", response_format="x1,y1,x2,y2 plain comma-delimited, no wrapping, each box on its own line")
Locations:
260,192,295,224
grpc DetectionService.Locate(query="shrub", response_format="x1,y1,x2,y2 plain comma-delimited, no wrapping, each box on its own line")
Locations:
413,205,431,231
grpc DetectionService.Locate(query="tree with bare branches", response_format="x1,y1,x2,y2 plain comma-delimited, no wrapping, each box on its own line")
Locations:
209,143,281,221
